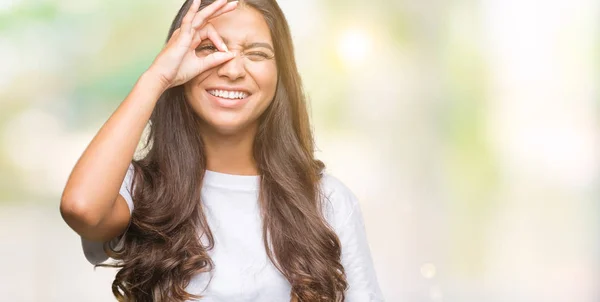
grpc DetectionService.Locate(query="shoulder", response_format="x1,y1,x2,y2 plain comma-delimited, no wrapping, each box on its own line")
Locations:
318,171,361,230
319,171,357,202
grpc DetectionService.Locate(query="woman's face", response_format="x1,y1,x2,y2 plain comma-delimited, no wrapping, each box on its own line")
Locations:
184,6,277,135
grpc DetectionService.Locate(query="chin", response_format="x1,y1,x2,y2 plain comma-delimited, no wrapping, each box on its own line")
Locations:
202,114,252,136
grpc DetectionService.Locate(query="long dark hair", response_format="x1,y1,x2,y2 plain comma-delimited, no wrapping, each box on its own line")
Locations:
101,0,347,301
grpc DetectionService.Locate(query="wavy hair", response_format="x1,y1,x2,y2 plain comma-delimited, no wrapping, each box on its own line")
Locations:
99,0,347,301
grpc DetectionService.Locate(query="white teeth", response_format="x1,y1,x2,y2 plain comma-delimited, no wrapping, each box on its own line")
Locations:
208,89,248,99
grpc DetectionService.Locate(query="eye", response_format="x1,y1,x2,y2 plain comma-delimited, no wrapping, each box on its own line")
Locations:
245,51,273,61
196,44,218,52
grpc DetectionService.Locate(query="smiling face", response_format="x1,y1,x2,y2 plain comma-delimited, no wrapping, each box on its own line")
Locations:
184,5,277,136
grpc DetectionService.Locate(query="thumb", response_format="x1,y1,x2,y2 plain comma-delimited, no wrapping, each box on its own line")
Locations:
200,51,235,71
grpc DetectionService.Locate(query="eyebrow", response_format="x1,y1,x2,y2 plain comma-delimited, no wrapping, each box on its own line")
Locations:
245,42,274,52
220,38,275,52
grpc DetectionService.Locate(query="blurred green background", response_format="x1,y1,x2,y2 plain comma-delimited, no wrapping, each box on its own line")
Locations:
0,0,598,301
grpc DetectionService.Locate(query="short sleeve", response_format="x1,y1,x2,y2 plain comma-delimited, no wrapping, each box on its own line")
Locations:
118,163,136,214
81,163,136,265
321,174,385,301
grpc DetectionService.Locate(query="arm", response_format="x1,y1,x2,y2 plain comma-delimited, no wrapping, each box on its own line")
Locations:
59,72,165,243
81,162,136,264
60,0,238,244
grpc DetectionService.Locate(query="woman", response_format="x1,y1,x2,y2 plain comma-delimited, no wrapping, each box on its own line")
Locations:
60,0,384,301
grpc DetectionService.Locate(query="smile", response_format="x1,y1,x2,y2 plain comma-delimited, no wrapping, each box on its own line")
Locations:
207,89,250,100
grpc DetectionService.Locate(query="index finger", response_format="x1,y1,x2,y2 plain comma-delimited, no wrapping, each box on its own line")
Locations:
192,23,227,52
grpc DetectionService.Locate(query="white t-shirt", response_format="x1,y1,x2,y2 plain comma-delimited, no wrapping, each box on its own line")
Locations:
81,164,384,301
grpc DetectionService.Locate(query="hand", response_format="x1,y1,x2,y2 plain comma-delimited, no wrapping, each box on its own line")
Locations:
147,0,237,90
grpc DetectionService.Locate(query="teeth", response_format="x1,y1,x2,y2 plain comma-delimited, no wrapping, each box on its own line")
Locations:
208,89,248,99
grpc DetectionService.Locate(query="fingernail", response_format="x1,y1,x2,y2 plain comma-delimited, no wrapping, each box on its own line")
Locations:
222,43,229,52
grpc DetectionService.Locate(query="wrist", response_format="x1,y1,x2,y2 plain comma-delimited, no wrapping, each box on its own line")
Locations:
139,69,170,95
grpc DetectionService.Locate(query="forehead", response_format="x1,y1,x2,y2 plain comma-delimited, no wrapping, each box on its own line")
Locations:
207,6,272,45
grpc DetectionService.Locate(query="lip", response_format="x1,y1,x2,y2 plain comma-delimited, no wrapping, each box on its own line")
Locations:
205,89,252,109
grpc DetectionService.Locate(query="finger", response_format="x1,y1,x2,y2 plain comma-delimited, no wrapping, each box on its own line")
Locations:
190,0,229,29
182,0,202,26
206,1,239,22
167,28,190,51
176,0,203,47
175,26,193,49
168,28,181,45
192,23,228,52
199,51,235,71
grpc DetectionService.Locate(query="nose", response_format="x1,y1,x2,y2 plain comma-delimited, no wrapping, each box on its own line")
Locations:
217,51,246,81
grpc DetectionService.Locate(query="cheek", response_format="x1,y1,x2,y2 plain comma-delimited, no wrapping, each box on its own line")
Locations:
184,74,210,100
250,63,278,96
183,81,209,116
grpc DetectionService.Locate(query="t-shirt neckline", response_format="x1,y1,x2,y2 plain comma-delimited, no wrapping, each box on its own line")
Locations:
203,169,260,191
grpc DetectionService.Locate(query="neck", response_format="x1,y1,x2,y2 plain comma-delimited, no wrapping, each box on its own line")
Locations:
200,122,260,176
